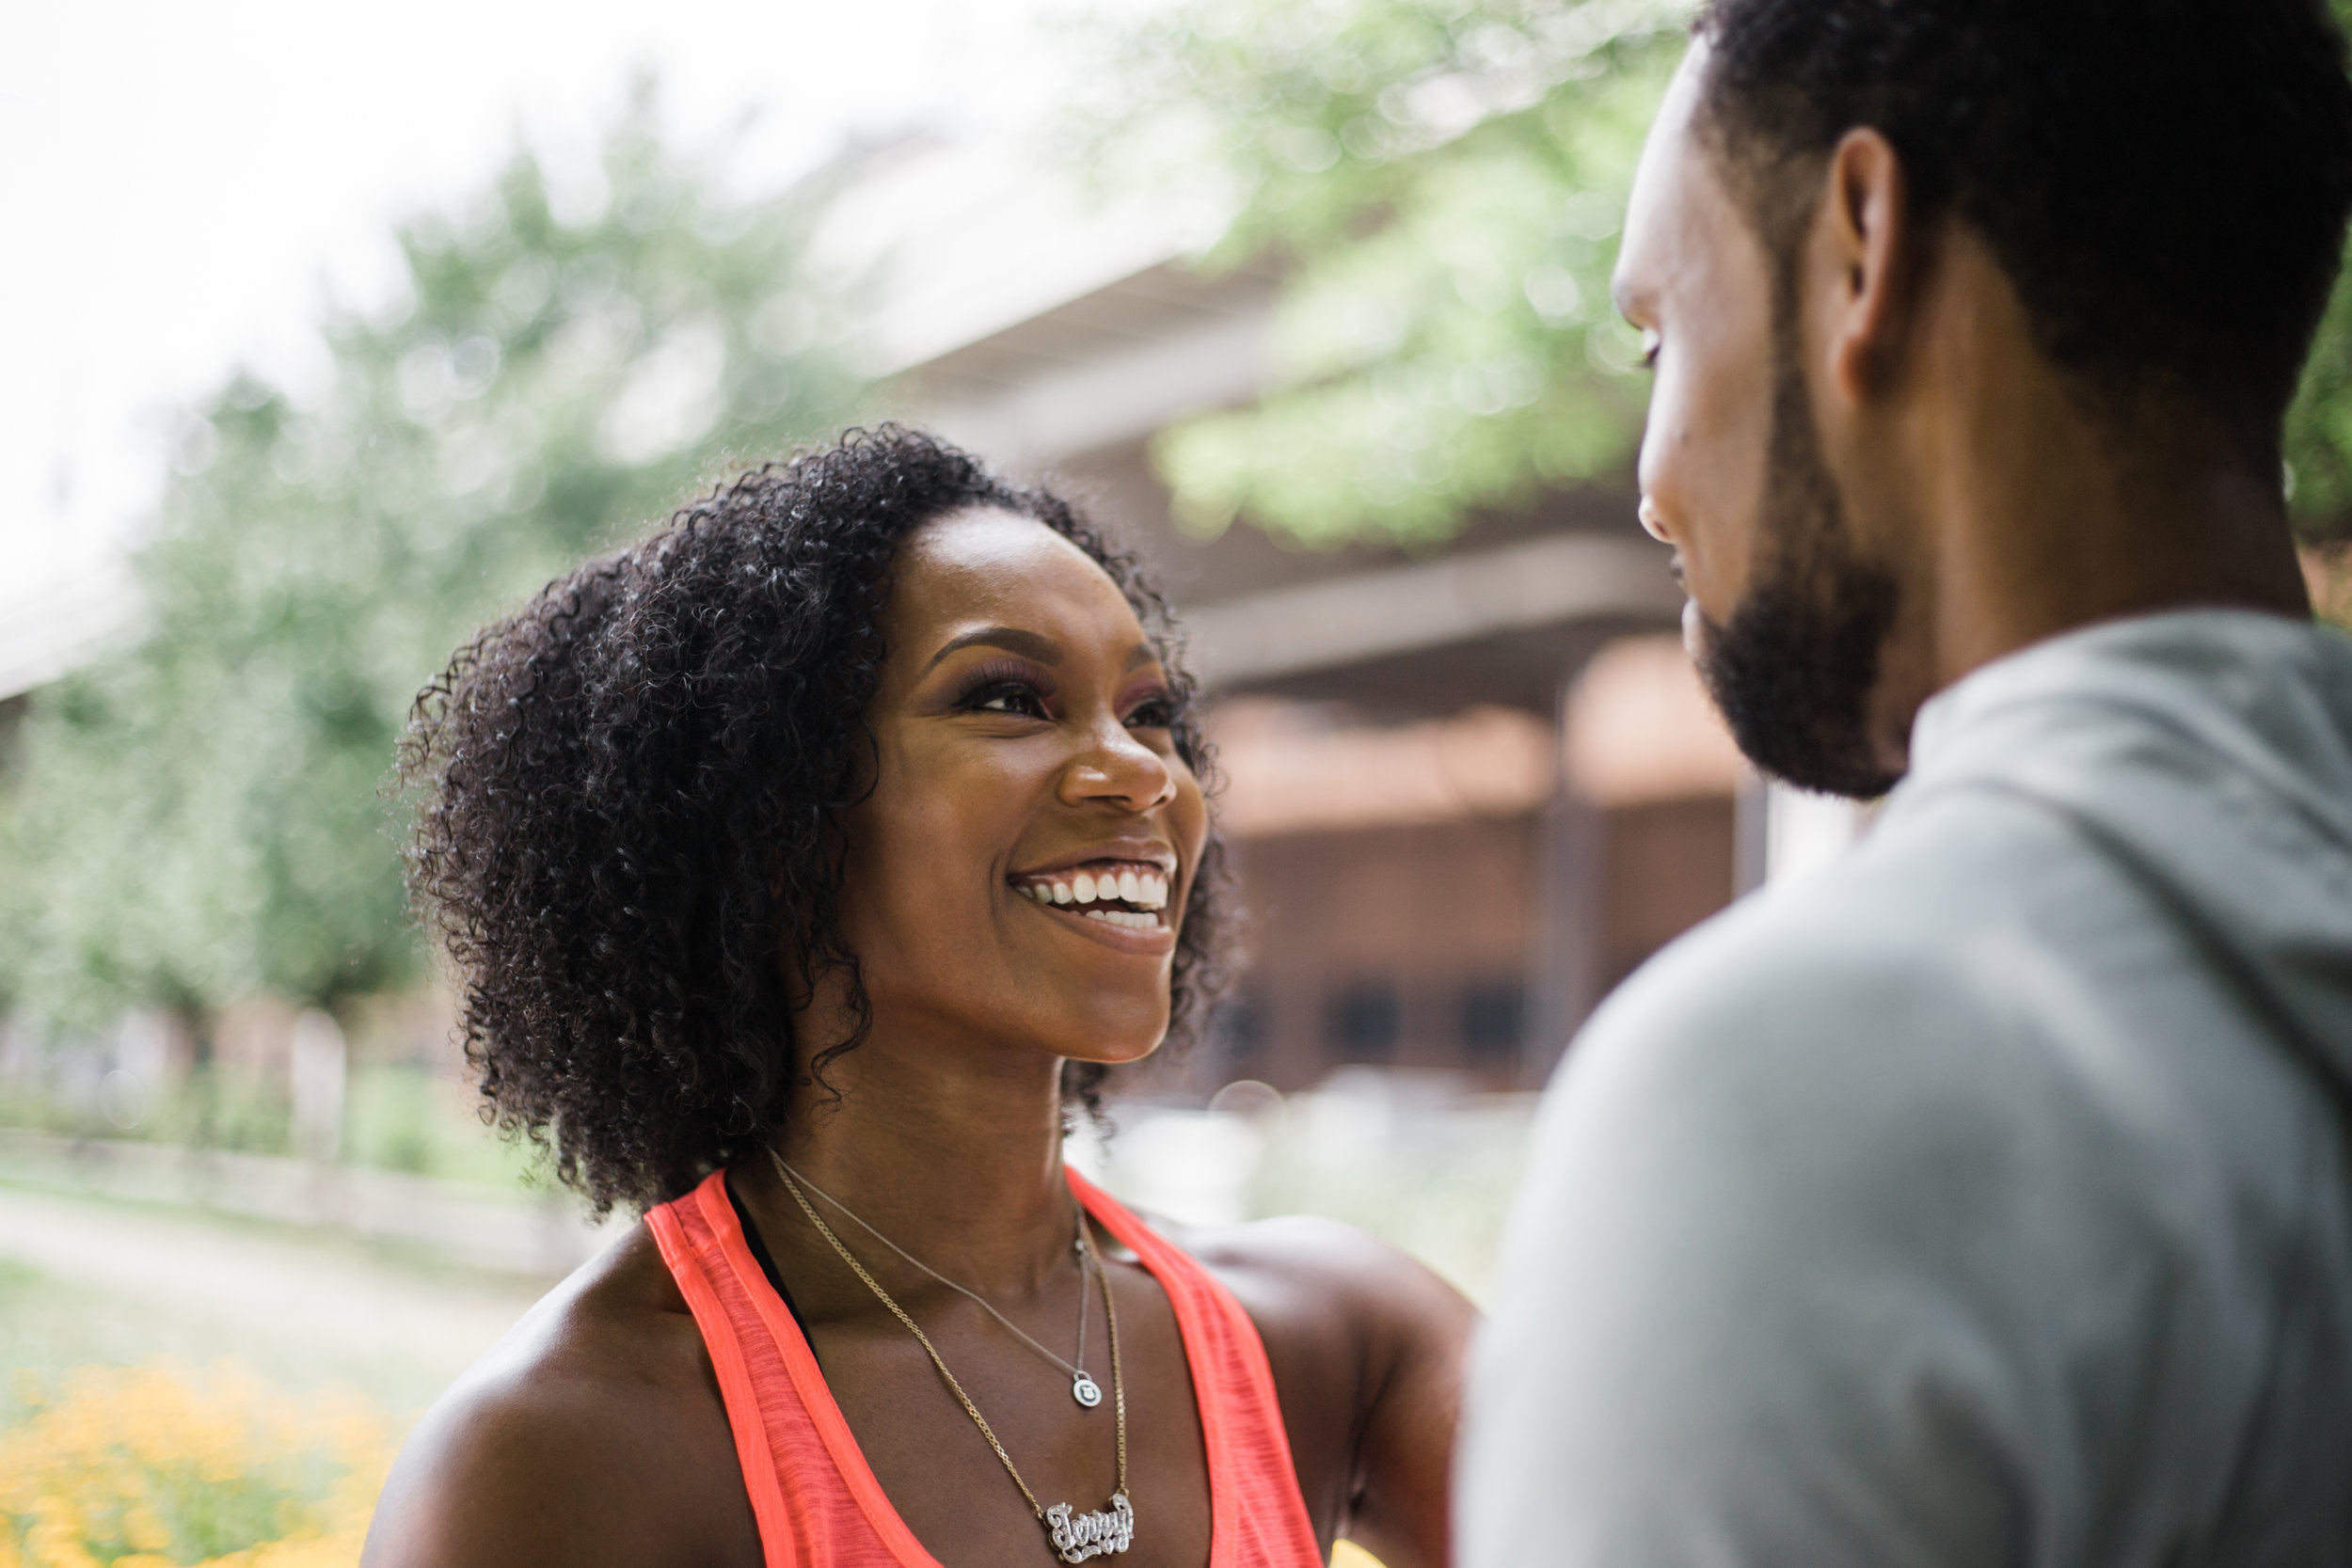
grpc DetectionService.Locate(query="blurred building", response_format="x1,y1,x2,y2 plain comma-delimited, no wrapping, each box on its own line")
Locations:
1,131,1772,1109
853,135,1756,1095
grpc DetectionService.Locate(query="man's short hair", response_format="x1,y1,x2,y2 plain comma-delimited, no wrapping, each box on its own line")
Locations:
1694,0,2352,454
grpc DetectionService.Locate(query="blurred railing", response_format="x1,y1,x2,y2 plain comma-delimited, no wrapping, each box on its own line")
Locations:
0,1127,614,1278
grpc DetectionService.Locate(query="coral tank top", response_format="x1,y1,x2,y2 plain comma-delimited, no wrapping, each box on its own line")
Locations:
646,1167,1325,1568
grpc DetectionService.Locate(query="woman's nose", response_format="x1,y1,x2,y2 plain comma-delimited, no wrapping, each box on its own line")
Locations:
1061,722,1177,812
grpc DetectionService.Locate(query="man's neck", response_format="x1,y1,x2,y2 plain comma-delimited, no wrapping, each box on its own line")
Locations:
1847,230,2312,766
1931,430,2309,689
1872,267,2314,743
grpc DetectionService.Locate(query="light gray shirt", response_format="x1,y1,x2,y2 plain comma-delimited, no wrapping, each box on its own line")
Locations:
1461,610,2352,1566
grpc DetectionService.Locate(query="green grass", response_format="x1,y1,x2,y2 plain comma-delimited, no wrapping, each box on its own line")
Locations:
0,1199,540,1418
0,1258,310,1418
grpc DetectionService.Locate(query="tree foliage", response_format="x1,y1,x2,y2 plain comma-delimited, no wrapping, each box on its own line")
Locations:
1083,0,1687,547
0,92,863,1029
2287,0,2352,553
1094,0,2352,560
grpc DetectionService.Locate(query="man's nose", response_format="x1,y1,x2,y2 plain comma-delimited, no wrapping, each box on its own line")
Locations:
1638,495,1672,543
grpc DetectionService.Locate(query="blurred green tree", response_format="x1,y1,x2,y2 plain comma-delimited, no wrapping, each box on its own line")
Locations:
1089,0,2352,600
1083,0,1685,548
0,89,864,1032
2283,7,2352,631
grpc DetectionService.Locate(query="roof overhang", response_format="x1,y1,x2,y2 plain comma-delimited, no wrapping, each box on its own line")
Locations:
1184,531,1680,690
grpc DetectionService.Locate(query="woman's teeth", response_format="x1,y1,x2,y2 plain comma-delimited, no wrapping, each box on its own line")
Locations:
1015,866,1170,924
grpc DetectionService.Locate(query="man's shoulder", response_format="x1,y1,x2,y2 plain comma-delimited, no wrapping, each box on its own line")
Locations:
1589,849,1999,1063
1592,776,2115,1054
1556,801,2137,1177
1512,832,2153,1369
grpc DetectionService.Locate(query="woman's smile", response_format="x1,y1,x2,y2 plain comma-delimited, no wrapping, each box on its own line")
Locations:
1009,855,1178,943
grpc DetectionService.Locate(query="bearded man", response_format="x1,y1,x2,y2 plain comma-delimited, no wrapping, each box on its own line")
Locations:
1462,2,2352,1562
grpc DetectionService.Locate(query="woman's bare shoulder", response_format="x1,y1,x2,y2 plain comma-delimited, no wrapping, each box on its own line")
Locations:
1172,1213,1473,1440
1183,1213,1472,1350
1180,1216,1473,1568
361,1224,758,1568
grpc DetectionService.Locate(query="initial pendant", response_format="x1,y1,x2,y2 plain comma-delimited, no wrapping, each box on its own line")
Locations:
1072,1371,1103,1408
1044,1492,1134,1563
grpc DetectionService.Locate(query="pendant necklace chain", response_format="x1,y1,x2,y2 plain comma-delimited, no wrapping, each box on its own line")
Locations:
772,1152,1102,1407
768,1149,1136,1564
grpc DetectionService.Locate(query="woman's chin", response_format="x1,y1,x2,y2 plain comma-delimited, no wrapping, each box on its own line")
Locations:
1048,1019,1170,1070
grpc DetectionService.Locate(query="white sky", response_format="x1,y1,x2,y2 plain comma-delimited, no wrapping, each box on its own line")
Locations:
0,0,1094,682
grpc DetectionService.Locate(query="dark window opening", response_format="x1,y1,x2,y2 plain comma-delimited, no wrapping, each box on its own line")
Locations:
1212,990,1265,1065
1461,979,1524,1063
1327,982,1399,1062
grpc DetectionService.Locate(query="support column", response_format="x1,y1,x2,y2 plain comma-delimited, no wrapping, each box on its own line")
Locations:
1518,669,1605,1090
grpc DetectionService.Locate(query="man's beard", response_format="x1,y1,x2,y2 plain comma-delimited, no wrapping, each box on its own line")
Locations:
1692,345,1902,800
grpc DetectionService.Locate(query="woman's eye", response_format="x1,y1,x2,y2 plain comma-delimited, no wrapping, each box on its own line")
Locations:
970,681,1050,719
1125,698,1177,730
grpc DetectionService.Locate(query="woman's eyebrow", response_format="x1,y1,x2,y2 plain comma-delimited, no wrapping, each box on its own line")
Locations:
924,626,1063,673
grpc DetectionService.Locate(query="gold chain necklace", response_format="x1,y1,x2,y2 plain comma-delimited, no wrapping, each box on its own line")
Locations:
775,1153,1104,1408
769,1151,1136,1564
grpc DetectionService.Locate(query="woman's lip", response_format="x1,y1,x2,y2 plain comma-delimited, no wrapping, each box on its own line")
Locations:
1009,847,1179,878
1019,895,1177,953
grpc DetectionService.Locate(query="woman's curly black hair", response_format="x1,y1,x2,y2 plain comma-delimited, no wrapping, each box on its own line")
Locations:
402,426,1233,1214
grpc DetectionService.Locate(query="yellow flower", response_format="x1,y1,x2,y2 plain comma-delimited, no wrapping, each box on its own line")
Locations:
0,1363,389,1568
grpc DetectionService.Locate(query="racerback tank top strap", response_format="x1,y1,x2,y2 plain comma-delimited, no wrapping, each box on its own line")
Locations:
644,1167,1326,1568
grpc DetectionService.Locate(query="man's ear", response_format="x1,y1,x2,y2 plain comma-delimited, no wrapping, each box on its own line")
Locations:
1815,127,1925,403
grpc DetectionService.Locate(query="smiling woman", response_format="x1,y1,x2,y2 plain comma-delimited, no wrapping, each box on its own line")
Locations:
397,429,1231,1212
369,427,1470,1568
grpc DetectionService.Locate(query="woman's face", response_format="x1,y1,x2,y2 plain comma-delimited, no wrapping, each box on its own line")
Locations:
831,507,1210,1069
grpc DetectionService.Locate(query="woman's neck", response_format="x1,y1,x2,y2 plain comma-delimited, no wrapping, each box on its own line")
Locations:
771,1021,1078,1297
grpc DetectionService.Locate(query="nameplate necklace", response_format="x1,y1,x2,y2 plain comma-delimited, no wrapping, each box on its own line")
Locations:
771,1151,1136,1563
